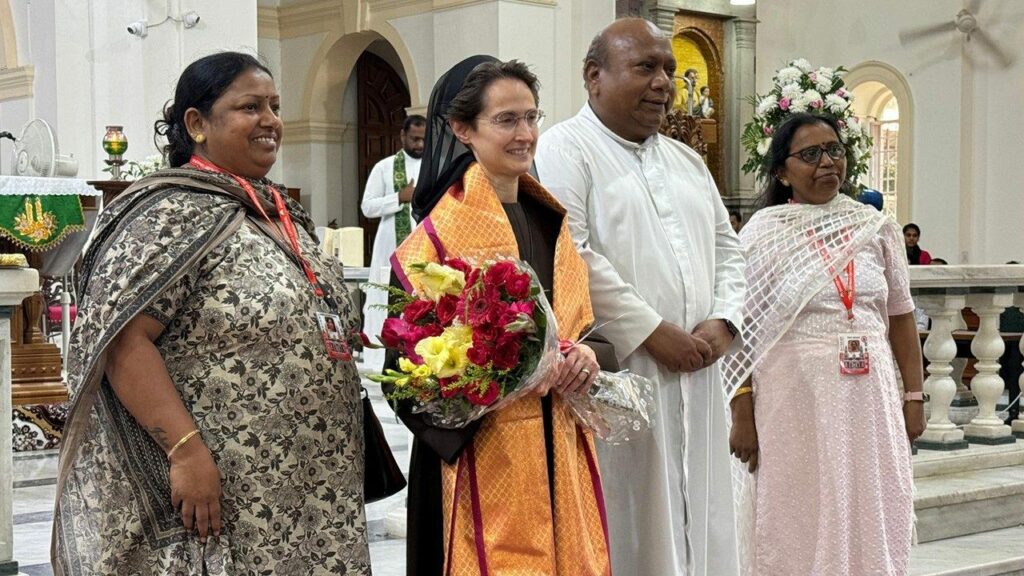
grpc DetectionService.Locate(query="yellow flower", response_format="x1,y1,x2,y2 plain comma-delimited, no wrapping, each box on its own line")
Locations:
416,262,465,302
415,325,472,379
412,364,432,379
394,376,410,388
398,357,419,373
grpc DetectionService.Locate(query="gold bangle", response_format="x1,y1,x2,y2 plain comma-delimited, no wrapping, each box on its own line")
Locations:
731,386,753,401
167,429,201,460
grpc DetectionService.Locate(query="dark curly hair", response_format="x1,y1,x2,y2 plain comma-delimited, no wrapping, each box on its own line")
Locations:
154,51,272,167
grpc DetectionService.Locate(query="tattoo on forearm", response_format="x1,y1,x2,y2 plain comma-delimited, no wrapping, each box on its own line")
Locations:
148,426,171,451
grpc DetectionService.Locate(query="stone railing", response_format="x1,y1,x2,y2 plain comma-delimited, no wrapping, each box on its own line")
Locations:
911,265,1024,450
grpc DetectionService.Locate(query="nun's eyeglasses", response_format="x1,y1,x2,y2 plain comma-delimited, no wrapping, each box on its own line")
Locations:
788,142,847,164
480,110,546,132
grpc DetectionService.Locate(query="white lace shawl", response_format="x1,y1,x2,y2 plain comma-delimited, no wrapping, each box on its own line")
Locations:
721,194,889,575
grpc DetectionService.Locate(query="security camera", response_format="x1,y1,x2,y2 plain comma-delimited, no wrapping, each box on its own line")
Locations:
183,11,200,29
127,20,147,37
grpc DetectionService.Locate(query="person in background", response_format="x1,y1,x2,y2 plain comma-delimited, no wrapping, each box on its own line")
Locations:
730,210,743,233
904,222,932,265
361,114,427,372
698,86,715,118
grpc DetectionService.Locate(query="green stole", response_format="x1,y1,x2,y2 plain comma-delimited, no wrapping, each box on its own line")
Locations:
393,150,412,243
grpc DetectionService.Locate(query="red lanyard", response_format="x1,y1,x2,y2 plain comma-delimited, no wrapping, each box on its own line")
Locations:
189,155,324,299
808,229,856,321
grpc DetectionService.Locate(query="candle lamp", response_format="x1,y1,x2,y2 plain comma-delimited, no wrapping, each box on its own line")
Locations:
102,125,128,180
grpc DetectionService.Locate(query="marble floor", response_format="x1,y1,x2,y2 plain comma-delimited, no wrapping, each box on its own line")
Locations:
9,376,410,576
9,377,1024,575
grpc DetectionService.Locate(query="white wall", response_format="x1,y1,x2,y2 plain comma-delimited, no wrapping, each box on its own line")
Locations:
757,0,1024,264
45,0,258,180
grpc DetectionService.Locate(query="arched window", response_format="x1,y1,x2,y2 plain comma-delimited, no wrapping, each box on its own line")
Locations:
843,62,914,223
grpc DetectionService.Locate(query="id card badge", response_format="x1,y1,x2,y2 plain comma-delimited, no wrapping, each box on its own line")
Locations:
838,333,870,375
316,312,351,361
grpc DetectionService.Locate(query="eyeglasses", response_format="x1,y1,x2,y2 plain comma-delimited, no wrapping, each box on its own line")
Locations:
479,110,546,132
787,142,846,164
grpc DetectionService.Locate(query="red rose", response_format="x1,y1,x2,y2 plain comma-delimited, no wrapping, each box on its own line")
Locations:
486,301,511,326
380,317,413,348
492,336,521,370
484,261,516,286
475,324,502,345
465,380,501,406
439,377,462,398
464,268,482,291
412,323,443,341
509,300,535,317
505,272,532,299
402,299,435,324
435,295,459,326
445,258,471,276
467,343,494,366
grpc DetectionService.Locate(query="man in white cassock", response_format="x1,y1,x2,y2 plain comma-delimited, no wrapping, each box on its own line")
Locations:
536,18,746,576
360,115,426,371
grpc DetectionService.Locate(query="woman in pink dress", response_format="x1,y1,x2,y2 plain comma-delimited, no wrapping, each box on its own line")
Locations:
723,113,926,576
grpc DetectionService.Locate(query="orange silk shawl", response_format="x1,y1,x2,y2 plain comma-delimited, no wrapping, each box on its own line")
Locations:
392,163,611,576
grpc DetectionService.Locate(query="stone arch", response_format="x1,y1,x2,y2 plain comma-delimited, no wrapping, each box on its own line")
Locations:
844,61,914,223
0,0,19,69
301,22,422,125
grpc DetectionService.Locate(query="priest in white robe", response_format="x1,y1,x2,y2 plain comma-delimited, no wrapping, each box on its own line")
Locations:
360,115,425,371
536,19,746,576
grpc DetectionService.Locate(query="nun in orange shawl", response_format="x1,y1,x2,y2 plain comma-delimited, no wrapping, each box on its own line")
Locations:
385,55,614,576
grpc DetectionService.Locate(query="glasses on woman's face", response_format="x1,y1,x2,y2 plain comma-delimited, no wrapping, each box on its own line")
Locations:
479,109,546,132
787,142,846,164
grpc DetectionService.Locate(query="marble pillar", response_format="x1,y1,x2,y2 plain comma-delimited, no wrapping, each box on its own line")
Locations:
0,267,39,575
963,293,1016,444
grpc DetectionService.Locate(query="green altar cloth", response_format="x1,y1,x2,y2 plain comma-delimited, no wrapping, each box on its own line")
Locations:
0,194,85,251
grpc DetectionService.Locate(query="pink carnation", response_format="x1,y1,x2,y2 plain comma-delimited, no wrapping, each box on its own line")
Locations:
779,98,791,111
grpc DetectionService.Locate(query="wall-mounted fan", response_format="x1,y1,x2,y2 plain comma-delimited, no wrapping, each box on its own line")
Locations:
898,1,1015,69
11,119,78,177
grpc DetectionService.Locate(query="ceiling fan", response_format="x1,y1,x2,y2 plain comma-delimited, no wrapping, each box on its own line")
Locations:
898,0,1015,69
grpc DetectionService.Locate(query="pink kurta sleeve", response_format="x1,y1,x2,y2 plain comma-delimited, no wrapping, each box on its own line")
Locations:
880,221,915,316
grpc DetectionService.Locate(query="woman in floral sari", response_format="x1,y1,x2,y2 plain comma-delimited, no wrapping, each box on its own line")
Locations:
388,56,612,575
52,52,370,575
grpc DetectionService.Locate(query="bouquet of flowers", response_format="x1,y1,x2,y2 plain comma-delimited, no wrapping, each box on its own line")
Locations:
369,257,655,440
741,59,872,186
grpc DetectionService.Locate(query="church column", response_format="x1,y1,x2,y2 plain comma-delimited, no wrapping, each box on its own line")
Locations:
647,4,677,33
730,18,757,205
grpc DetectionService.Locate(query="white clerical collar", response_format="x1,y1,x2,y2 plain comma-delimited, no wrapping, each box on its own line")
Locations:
580,103,659,152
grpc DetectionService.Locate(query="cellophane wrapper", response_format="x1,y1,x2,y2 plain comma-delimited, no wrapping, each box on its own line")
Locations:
564,370,657,444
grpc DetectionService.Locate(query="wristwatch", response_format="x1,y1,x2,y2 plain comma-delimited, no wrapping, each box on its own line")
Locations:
903,391,925,402
721,319,739,339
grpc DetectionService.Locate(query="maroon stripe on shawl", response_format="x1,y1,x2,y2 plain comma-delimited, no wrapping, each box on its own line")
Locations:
421,217,448,261
580,425,610,552
466,443,490,575
390,252,413,292
444,454,467,576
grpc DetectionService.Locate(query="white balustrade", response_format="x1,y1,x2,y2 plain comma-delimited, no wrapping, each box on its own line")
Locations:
963,293,1015,443
910,265,1024,451
916,294,969,450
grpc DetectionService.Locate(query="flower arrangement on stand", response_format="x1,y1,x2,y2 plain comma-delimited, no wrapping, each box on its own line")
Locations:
741,59,872,186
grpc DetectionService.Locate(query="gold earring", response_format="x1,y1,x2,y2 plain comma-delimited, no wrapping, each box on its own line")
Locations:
194,133,205,144
780,177,790,186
